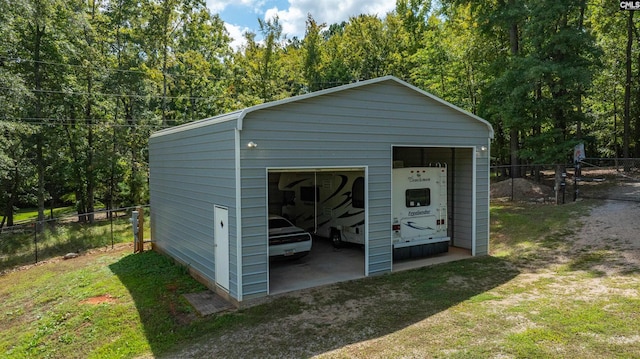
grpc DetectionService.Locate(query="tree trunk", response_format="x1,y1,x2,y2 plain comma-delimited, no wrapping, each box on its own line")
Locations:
161,0,171,127
509,6,520,178
33,21,46,232
635,21,640,158
510,128,519,178
576,0,585,143
623,10,633,171
86,78,95,223
64,125,88,223
85,1,96,223
4,164,18,227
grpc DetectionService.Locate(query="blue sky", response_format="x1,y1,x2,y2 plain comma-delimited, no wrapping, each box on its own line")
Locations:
205,0,397,49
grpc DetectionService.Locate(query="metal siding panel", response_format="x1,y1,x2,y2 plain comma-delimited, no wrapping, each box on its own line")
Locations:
452,150,474,250
239,169,269,297
476,247,489,256
240,83,490,277
475,156,491,256
149,120,239,299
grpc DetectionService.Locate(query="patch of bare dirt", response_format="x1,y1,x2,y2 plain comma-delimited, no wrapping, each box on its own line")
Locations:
491,178,554,201
80,294,117,305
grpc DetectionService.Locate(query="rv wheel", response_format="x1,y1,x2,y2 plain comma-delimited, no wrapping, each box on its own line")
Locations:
331,230,343,248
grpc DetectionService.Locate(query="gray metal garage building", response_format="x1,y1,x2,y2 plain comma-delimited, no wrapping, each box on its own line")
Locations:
149,76,494,305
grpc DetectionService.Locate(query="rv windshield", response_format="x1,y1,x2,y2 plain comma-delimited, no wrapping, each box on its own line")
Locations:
405,188,430,207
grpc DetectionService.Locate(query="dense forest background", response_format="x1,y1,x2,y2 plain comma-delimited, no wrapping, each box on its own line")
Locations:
1,0,639,226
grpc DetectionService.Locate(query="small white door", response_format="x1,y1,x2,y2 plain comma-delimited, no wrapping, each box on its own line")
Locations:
214,205,229,292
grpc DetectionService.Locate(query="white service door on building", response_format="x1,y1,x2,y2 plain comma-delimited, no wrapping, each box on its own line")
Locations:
214,205,229,292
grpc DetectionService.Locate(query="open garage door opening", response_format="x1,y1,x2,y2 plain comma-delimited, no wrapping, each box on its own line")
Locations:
267,168,366,295
392,146,474,269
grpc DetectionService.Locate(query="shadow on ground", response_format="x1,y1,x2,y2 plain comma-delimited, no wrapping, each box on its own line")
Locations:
108,247,519,358
159,255,520,358
108,251,214,356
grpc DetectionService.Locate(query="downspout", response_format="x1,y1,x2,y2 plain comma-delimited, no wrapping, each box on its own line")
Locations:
485,140,491,255
235,128,243,301
450,148,455,247
471,146,477,257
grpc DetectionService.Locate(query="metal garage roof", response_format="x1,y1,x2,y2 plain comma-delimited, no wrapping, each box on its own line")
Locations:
151,76,494,139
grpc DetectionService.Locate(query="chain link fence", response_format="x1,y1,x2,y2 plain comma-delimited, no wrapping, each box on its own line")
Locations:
0,205,149,272
490,158,640,202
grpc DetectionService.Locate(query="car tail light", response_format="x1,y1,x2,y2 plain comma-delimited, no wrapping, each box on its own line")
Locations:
392,224,400,231
437,219,445,225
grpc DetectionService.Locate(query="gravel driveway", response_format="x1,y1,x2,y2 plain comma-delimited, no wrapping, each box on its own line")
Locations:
158,178,640,359
571,180,640,275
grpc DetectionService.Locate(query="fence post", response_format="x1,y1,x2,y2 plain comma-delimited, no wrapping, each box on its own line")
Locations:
511,176,514,201
131,210,139,253
554,165,566,205
110,208,114,249
33,222,38,263
137,207,144,253
573,162,580,201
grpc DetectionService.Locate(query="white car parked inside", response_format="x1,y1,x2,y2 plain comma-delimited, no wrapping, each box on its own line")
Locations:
268,215,312,259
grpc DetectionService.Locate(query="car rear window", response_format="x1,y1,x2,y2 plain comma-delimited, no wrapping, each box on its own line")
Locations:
269,218,292,229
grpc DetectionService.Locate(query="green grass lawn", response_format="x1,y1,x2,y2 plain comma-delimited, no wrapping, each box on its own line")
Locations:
0,213,148,272
14,206,78,223
1,200,639,358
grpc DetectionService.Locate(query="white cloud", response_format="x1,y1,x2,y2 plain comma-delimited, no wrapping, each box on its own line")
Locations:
211,0,396,50
264,0,397,39
205,1,227,14
224,23,252,51
206,0,266,14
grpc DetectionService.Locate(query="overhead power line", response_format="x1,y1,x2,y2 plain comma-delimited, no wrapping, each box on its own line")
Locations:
0,117,169,128
0,86,217,101
0,56,231,81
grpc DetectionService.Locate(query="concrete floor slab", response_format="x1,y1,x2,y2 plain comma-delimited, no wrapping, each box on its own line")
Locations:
269,237,473,296
183,291,234,316
186,240,473,314
392,246,472,272
269,237,365,295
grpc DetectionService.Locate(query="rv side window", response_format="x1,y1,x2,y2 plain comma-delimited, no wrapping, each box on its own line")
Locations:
282,190,295,205
352,177,365,208
405,188,430,207
300,186,319,202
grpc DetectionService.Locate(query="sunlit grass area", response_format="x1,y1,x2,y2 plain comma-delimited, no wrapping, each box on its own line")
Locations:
1,200,638,358
13,206,78,223
1,211,148,272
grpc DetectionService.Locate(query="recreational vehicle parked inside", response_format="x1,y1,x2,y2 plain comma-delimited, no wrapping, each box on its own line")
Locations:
392,165,450,259
277,171,365,247
275,165,450,259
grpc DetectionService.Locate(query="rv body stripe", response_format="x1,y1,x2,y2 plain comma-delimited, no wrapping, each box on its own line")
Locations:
338,210,365,219
332,193,352,210
284,179,308,189
322,175,349,203
403,221,434,231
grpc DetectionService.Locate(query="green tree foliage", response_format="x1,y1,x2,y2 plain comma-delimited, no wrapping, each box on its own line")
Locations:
1,0,233,222
439,0,599,172
517,1,598,164
586,2,628,158
3,0,640,220
255,16,284,102
302,14,325,92
172,9,232,122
